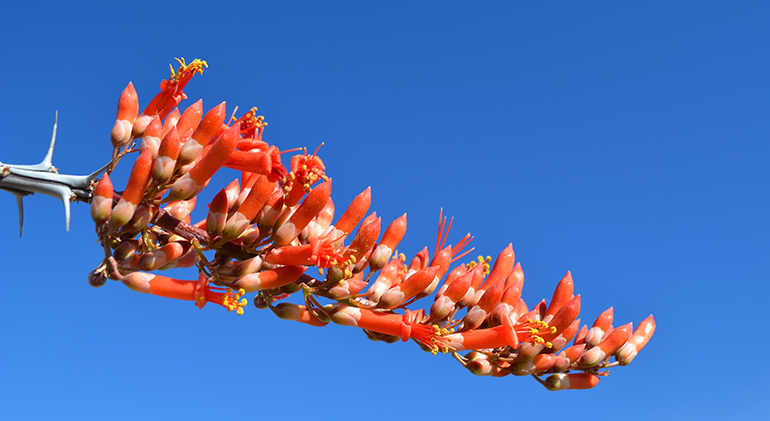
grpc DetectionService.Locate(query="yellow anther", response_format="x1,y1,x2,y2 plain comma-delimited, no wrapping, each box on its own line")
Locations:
545,342,553,348
238,288,246,296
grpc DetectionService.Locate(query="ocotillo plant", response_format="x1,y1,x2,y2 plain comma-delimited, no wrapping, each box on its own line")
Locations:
0,58,654,391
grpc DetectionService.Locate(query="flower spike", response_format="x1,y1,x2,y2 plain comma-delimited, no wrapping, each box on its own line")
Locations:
50,58,655,392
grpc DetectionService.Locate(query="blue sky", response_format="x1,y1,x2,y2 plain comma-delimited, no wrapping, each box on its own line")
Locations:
1,1,767,419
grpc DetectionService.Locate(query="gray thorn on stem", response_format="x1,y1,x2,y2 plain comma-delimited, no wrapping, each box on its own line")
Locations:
0,112,111,234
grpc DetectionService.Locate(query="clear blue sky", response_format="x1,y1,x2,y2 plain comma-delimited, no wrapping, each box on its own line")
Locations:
1,2,767,420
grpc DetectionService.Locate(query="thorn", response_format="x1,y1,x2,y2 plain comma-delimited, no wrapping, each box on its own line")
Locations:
14,193,23,237
3,111,59,172
39,111,58,172
85,159,113,182
31,183,73,232
63,197,71,232
49,184,72,232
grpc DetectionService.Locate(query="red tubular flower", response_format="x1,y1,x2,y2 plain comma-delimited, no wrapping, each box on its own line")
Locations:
223,175,277,239
561,343,587,363
616,315,656,365
456,262,487,308
585,306,614,347
545,272,574,319
464,351,510,377
543,373,600,391
282,147,327,207
335,187,371,235
177,99,203,136
91,173,113,224
330,306,442,345
461,272,507,331
574,324,589,345
224,149,273,175
110,147,153,231
137,241,189,271
110,82,138,148
273,303,328,327
205,188,229,238
273,178,333,247
232,107,266,140
369,213,407,270
379,266,440,309
142,58,207,121
140,116,163,158
122,272,246,314
233,266,307,293
579,322,633,367
342,217,381,264
163,198,196,223
313,197,335,229
160,108,181,139
178,101,227,165
541,295,581,343
224,178,241,207
327,272,368,300
168,124,240,201
479,244,515,291
532,354,561,374
256,187,284,231
547,318,581,352
152,126,181,182
365,257,402,302
438,315,554,353
265,232,347,269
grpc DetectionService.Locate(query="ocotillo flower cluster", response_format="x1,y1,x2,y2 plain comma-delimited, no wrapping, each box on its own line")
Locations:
88,58,655,391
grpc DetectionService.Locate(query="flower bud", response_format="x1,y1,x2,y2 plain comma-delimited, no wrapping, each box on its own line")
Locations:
110,82,138,148
543,373,600,391
90,173,113,224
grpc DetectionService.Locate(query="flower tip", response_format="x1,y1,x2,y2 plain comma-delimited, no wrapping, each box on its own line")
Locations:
117,82,139,123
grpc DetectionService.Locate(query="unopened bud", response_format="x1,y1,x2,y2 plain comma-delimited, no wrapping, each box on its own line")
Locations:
88,269,107,288
249,295,267,310
112,240,139,263
543,373,600,391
